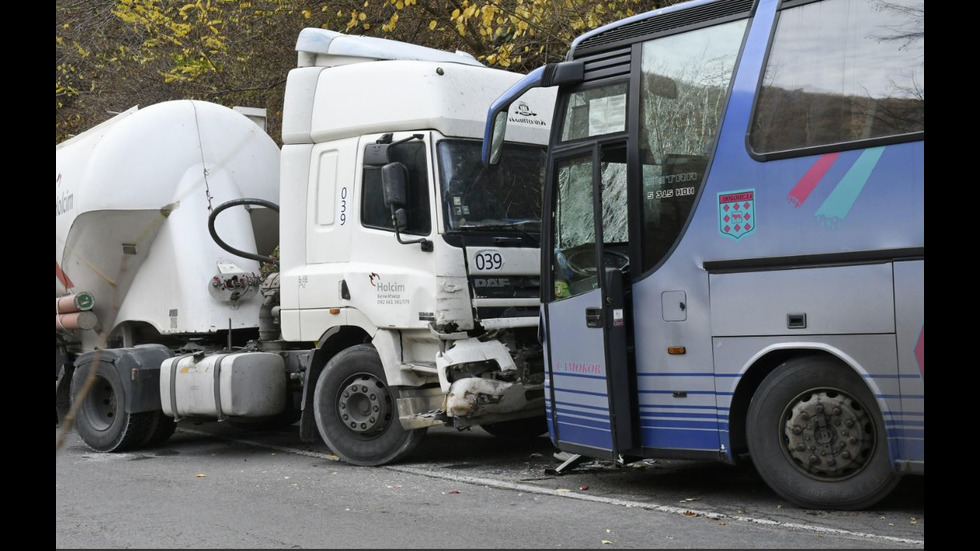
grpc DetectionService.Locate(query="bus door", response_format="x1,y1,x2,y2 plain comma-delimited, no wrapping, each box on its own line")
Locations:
545,141,637,460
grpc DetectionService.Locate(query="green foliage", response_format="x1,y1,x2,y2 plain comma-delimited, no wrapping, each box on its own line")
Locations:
57,0,671,144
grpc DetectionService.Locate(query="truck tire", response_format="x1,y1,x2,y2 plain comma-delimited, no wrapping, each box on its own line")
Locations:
71,360,154,452
746,355,901,510
140,412,177,447
313,344,426,466
481,416,548,441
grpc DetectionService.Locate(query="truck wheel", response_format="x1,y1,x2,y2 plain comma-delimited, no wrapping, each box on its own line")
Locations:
746,355,901,510
313,344,426,466
71,360,154,452
481,416,548,441
140,412,177,447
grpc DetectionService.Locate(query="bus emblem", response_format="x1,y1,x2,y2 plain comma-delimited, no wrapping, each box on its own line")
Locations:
718,189,756,240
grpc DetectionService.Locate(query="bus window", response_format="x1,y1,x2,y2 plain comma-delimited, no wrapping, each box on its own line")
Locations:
638,19,747,272
750,0,924,156
560,82,628,142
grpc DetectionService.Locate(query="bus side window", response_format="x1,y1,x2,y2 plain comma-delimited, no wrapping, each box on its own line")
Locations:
749,0,924,155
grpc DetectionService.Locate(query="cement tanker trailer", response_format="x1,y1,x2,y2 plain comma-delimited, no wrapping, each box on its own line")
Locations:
56,100,282,451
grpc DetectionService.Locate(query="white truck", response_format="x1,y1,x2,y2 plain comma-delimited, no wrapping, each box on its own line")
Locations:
56,29,556,466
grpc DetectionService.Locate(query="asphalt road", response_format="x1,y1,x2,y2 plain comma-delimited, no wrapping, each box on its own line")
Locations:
56,421,924,549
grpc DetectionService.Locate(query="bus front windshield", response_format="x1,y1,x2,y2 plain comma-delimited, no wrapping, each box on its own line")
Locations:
438,139,547,233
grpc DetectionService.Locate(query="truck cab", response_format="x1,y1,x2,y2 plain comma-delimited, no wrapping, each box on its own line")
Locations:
279,30,557,464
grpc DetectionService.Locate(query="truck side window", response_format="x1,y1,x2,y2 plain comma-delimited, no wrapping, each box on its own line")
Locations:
361,141,431,235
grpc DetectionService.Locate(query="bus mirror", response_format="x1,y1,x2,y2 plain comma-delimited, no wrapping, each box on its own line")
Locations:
646,73,678,99
487,111,508,166
542,60,584,87
381,162,408,209
483,62,582,167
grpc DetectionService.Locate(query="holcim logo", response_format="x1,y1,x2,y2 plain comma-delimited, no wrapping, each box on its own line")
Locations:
368,273,405,293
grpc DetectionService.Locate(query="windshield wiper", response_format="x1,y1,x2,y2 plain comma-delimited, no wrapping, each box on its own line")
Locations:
459,220,539,242
459,220,538,231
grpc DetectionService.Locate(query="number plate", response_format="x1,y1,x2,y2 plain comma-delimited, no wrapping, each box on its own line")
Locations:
474,249,504,271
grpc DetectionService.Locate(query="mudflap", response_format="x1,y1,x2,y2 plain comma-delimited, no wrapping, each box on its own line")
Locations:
73,344,174,413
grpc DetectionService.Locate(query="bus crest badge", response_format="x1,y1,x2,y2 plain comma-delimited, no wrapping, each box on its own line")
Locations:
718,189,756,240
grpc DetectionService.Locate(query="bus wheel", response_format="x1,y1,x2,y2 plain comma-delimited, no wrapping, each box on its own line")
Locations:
746,355,901,510
313,344,426,466
70,359,154,452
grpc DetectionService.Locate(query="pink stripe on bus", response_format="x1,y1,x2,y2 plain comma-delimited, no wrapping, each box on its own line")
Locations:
787,152,839,207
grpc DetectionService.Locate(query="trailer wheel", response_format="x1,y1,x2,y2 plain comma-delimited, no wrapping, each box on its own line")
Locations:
71,360,154,452
313,344,426,466
746,355,901,510
481,416,548,441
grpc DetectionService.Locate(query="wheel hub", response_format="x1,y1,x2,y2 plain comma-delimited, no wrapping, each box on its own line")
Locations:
337,374,391,436
782,389,875,480
83,375,117,431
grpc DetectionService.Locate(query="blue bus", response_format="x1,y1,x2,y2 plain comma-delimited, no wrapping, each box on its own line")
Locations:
483,0,923,509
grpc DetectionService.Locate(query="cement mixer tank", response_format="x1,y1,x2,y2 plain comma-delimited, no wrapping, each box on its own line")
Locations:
55,100,280,353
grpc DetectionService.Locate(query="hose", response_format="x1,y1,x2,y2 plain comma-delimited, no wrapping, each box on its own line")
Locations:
208,198,280,266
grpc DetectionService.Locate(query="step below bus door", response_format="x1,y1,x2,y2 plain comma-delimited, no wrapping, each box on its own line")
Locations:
545,146,638,461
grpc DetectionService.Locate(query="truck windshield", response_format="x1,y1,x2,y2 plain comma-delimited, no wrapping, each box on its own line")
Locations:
438,139,546,232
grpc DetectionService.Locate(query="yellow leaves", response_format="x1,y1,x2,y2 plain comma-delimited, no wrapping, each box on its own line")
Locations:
359,12,367,21
451,8,460,19
382,12,399,32
302,9,311,19
429,20,437,30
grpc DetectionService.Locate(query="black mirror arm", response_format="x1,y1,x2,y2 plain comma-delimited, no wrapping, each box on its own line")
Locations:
390,209,433,252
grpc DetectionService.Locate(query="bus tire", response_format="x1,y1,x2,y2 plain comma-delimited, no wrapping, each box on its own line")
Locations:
746,355,901,510
71,359,154,452
313,344,426,466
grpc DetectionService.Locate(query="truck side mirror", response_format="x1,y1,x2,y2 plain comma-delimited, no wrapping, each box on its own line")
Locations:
392,209,408,232
381,161,431,251
381,162,408,210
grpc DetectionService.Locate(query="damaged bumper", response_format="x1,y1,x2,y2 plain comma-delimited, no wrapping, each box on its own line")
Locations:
394,336,544,429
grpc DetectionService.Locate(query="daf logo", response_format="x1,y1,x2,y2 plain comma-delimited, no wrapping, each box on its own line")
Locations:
474,278,511,288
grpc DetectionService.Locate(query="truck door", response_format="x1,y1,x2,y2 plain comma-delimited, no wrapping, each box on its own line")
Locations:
544,141,637,460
